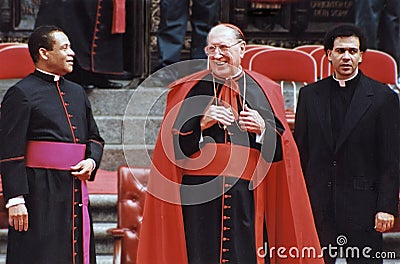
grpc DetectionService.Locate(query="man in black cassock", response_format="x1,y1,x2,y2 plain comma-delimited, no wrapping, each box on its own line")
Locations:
0,25,104,264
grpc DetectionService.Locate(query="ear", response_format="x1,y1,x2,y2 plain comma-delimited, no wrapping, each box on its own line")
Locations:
327,49,333,63
38,47,49,61
240,41,246,58
358,52,363,63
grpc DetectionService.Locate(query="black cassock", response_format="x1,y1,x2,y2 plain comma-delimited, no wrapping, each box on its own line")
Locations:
173,74,283,263
0,70,104,264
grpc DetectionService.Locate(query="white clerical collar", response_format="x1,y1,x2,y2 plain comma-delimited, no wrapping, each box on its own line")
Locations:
332,68,358,87
229,66,243,79
36,68,61,81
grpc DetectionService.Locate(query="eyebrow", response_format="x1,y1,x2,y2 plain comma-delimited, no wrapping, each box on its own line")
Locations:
334,47,359,51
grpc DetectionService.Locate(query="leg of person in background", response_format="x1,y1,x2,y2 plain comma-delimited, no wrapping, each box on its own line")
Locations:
65,59,96,91
65,60,123,90
190,0,220,60
35,0,125,90
157,0,190,69
377,0,400,73
354,0,384,49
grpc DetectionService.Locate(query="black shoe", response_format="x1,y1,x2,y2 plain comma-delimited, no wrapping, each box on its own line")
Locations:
94,80,123,89
82,84,96,91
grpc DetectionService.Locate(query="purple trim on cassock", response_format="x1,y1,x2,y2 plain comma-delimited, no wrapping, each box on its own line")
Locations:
81,180,91,264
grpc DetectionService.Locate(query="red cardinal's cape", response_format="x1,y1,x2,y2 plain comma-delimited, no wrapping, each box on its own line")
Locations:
137,70,323,263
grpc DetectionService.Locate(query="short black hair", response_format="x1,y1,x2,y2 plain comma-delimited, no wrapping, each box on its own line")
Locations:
323,23,367,54
28,25,64,63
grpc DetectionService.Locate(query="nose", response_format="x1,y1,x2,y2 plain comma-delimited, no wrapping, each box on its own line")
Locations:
342,50,350,59
68,47,75,57
212,52,223,59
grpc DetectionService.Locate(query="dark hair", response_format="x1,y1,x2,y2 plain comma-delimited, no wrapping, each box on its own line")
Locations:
323,23,367,54
28,25,64,63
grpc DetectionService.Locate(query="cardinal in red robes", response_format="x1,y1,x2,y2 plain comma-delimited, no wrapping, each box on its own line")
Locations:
137,23,323,264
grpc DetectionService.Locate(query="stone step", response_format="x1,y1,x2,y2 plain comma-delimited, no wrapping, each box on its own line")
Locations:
0,230,6,255
95,116,161,170
90,194,117,257
89,86,166,117
93,222,115,255
102,144,153,170
96,116,163,145
0,79,19,93
89,194,117,223
96,255,114,264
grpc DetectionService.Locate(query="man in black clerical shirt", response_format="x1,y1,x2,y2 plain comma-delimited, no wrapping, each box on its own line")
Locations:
295,24,399,264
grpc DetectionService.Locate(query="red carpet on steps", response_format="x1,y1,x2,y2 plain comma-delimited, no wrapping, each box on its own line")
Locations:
87,169,117,194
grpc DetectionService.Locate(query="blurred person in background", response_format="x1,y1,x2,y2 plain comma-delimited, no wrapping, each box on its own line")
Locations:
35,0,126,89
156,0,220,70
355,0,400,74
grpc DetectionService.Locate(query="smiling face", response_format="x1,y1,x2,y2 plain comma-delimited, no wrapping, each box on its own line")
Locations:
327,36,363,80
39,31,75,76
206,25,245,79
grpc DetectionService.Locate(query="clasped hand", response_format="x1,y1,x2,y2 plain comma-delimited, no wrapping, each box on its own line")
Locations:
201,104,265,134
70,158,95,181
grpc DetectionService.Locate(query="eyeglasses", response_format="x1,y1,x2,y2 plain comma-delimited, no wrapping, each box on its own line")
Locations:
204,41,242,56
